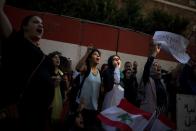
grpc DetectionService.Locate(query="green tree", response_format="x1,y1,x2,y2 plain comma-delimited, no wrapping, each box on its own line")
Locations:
143,9,189,35
114,0,142,28
6,0,189,35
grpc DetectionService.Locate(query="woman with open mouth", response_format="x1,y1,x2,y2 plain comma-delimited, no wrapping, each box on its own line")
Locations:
0,0,55,130
101,55,124,110
101,55,124,131
70,46,103,130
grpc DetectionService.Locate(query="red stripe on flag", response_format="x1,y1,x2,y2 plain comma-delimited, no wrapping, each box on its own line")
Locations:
97,113,132,131
158,115,176,129
118,99,151,119
118,99,176,129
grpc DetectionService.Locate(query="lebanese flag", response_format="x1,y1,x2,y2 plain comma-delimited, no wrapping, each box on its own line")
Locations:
97,99,176,131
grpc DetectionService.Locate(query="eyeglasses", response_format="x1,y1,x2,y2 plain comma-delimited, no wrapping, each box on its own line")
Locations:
113,57,120,61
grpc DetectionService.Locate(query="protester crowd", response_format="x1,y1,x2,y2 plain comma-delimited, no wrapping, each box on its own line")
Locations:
1,0,196,130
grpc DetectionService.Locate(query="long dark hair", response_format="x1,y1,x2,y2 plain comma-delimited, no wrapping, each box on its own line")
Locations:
75,48,101,99
48,51,62,75
107,55,120,70
19,15,42,34
102,55,121,92
85,48,101,76
20,15,34,32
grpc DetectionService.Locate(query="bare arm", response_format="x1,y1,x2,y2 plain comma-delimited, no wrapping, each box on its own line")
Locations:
0,0,12,39
151,44,160,58
75,47,92,72
133,61,138,75
142,44,160,84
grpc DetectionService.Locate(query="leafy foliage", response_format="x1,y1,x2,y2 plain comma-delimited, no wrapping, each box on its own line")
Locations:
142,9,189,35
6,0,189,35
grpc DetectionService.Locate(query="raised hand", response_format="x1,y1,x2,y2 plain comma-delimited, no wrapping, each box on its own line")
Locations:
0,0,5,12
86,45,94,54
113,56,121,69
0,0,12,39
151,44,161,57
155,44,161,53
133,61,138,68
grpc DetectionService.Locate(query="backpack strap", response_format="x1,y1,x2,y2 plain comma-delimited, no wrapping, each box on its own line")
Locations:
19,55,46,102
77,72,89,98
78,68,102,98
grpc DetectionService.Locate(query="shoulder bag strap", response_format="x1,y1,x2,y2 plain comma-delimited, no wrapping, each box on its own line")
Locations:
19,55,46,101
